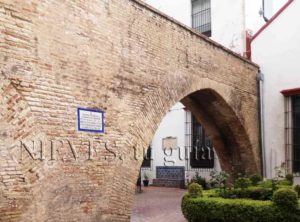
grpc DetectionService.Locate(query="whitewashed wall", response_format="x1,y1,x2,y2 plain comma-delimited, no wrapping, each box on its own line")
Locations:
144,0,269,54
245,0,265,34
143,103,186,182
210,0,246,54
141,103,221,183
252,0,300,181
143,0,192,26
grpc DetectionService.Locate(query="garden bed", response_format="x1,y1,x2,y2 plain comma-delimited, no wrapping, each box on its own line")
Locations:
182,171,300,222
182,193,300,222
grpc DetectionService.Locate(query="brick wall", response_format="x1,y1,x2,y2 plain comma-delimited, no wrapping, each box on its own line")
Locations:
0,0,259,221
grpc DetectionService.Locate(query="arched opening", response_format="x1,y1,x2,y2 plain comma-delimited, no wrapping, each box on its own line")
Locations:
131,88,260,221
182,89,259,176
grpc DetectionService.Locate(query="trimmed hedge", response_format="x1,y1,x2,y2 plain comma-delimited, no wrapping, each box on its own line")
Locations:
294,184,300,196
219,187,273,200
273,188,298,210
182,194,300,222
249,174,263,186
188,183,203,198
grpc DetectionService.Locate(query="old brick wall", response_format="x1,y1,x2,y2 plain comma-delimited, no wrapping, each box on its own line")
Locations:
0,0,260,221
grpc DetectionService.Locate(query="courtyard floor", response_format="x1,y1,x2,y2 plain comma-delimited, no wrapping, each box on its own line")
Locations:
131,186,187,222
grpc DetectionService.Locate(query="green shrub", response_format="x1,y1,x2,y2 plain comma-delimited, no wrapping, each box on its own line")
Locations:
258,179,278,192
191,172,208,190
286,174,294,184
219,187,273,200
248,187,273,200
258,179,273,188
277,179,293,186
273,188,298,210
234,177,251,189
250,174,263,186
276,184,293,190
188,182,203,198
181,194,300,222
203,189,219,198
294,184,300,197
210,170,229,188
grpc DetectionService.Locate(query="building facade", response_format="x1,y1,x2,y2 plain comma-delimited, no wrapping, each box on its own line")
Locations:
141,0,290,185
251,0,300,183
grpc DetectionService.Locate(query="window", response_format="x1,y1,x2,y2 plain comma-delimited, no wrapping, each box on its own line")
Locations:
192,0,212,37
190,114,214,168
284,93,300,174
141,146,152,168
293,96,300,173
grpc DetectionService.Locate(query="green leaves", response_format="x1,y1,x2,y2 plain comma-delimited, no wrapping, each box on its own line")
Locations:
181,194,300,222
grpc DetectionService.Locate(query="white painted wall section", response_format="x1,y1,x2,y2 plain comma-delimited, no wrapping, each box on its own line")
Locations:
252,0,300,178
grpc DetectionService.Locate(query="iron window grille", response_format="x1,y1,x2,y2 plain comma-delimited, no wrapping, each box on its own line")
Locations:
285,95,300,175
185,111,214,169
192,0,212,37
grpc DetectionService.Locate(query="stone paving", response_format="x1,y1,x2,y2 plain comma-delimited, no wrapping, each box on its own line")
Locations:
131,186,187,222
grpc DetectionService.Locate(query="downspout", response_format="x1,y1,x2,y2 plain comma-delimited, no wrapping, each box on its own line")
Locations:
258,70,267,178
262,0,269,22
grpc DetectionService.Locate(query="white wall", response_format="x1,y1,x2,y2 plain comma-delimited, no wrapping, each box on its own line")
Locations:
141,102,221,183
144,0,265,55
141,102,186,182
210,0,246,54
245,0,265,34
144,0,192,26
273,0,289,13
252,0,300,179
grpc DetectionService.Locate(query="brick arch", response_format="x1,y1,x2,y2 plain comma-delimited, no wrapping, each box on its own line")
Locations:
104,81,261,221
0,0,260,221
182,88,259,175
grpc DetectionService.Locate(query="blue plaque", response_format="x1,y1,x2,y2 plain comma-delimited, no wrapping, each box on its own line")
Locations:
77,108,104,133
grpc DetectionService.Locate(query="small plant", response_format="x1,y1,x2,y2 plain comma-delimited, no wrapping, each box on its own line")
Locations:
273,188,298,210
250,174,263,186
188,182,203,198
294,184,300,196
191,172,207,189
274,162,288,180
210,170,229,189
143,172,150,187
235,177,251,190
277,179,292,186
258,179,273,188
286,173,294,184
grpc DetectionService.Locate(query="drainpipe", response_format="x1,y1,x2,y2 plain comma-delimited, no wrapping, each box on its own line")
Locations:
258,70,267,178
262,0,269,22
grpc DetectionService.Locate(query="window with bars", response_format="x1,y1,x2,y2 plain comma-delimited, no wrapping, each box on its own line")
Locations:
190,114,214,168
284,95,300,174
293,96,300,173
192,0,212,37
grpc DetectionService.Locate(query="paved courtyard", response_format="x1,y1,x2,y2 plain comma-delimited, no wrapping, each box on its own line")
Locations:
131,187,187,222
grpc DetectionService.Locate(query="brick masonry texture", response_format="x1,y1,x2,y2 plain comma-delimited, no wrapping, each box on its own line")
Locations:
0,0,260,221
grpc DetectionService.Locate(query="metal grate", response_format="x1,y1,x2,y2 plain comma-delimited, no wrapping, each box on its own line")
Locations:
293,96,300,173
192,0,211,37
185,111,215,169
285,95,300,174
190,114,214,168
